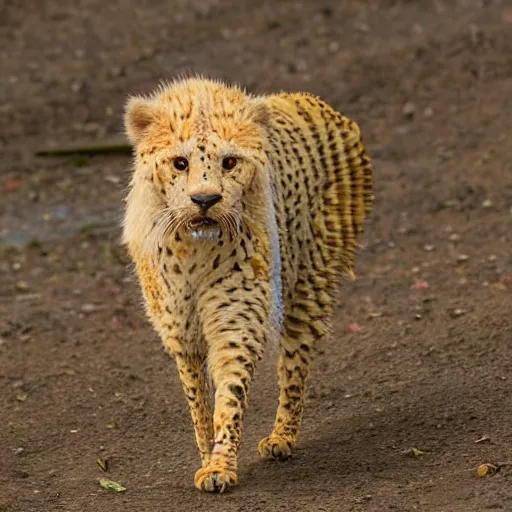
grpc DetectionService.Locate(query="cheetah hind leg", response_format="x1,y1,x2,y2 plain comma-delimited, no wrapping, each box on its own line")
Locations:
259,292,331,461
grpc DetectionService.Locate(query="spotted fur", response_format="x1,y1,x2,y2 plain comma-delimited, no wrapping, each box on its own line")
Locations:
123,77,373,492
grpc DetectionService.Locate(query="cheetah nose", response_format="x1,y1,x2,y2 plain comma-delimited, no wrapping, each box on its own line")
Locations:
190,194,222,209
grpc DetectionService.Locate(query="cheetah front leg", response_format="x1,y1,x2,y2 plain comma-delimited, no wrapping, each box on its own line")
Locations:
193,285,267,492
174,353,214,467
162,336,214,467
259,284,332,461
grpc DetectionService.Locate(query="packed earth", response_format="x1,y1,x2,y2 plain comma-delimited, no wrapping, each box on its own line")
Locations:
1,1,511,511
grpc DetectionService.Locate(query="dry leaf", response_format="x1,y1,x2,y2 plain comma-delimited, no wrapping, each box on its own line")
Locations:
477,463,498,477
5,180,19,192
412,280,430,290
97,457,108,472
348,322,362,333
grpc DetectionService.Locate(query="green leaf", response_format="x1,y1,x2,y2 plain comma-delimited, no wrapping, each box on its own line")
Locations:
412,447,425,458
98,478,126,492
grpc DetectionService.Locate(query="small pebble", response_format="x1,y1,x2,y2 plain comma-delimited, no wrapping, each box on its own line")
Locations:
16,281,30,291
109,65,124,77
328,41,340,53
81,303,100,314
449,233,461,242
104,175,121,184
481,199,493,208
70,80,84,93
457,254,469,262
403,102,416,118
411,24,424,35
294,59,308,72
488,254,497,262
424,244,435,252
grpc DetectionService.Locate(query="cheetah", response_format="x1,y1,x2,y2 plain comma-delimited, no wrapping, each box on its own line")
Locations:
122,77,373,492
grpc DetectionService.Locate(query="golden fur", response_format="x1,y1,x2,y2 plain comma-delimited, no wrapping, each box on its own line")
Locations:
123,77,373,492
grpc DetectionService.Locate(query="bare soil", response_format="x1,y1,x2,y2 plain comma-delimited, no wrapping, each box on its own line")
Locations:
1,1,512,511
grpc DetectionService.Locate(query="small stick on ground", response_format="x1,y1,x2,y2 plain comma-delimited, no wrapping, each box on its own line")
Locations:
35,136,132,157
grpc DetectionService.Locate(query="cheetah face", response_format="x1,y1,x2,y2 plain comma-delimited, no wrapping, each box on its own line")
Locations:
148,137,262,242
124,79,270,246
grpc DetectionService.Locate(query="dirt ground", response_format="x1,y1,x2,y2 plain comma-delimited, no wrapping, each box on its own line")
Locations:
1,0,512,510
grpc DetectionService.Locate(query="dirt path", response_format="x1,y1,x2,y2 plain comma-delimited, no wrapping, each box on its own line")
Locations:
1,1,511,510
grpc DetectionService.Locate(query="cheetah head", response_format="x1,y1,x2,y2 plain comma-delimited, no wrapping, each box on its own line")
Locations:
123,78,270,248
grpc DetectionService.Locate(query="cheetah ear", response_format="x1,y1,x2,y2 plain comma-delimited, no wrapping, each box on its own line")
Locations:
245,98,271,128
124,96,158,144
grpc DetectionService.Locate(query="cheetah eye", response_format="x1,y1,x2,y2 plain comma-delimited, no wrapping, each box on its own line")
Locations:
222,156,237,171
173,157,188,171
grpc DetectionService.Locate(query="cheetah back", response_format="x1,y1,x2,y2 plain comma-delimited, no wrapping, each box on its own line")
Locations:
264,93,374,306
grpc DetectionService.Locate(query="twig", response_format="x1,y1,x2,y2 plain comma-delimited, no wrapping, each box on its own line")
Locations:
35,136,132,157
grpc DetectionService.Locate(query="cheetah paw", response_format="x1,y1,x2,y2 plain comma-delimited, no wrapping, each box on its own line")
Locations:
258,434,294,461
194,465,238,493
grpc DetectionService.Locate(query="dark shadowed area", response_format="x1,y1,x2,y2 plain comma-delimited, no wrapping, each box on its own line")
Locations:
1,1,511,511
